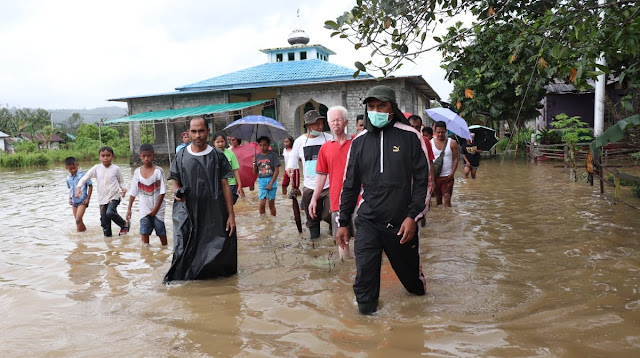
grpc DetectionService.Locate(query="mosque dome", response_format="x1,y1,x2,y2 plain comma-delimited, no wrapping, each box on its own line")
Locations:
288,29,310,45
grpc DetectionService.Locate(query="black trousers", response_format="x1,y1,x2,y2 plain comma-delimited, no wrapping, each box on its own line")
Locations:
353,216,426,304
100,200,127,236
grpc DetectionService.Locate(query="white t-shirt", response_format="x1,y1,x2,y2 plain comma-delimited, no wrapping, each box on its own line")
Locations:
282,147,293,170
287,132,333,190
129,166,166,220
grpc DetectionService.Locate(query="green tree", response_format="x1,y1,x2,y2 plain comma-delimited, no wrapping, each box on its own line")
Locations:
76,123,119,144
13,108,52,141
551,113,594,181
39,125,55,149
0,108,15,135
327,0,640,122
59,113,84,135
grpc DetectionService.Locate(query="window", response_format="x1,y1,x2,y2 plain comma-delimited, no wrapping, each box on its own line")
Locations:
288,52,295,61
276,54,282,62
300,51,307,60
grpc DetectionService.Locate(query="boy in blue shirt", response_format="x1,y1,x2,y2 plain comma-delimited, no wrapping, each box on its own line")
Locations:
65,157,93,232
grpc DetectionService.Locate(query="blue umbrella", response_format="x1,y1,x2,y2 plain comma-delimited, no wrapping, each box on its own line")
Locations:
425,108,472,140
223,115,290,143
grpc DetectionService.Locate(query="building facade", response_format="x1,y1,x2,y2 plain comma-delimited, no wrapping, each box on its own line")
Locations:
109,29,440,162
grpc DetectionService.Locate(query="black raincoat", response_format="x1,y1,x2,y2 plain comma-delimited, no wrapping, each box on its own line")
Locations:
164,146,237,283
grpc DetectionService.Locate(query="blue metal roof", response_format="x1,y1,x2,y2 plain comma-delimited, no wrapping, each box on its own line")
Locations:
177,59,371,91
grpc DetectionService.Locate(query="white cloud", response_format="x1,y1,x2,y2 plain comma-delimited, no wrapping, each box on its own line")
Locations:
0,0,455,110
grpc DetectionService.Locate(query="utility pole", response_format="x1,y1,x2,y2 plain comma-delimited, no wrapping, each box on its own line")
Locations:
593,0,606,136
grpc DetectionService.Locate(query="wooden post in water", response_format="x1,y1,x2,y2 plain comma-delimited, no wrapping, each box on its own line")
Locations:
599,158,604,194
563,145,568,173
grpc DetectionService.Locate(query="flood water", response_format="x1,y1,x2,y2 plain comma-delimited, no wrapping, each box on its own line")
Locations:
1,159,639,357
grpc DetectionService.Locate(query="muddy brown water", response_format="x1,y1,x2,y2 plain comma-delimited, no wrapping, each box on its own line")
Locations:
1,159,639,357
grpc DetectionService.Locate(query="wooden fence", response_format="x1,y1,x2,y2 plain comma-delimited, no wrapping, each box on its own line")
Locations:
527,142,640,208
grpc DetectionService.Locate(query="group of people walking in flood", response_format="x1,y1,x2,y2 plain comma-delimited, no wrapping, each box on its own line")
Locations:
65,84,483,315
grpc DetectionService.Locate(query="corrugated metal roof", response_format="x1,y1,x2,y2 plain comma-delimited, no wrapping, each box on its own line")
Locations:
545,83,579,93
176,59,372,91
104,100,269,124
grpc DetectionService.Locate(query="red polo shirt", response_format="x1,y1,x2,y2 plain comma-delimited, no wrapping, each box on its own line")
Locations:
316,137,352,212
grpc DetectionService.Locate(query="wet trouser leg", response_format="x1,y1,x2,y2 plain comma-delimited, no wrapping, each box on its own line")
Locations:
353,216,426,305
100,204,112,237
105,200,126,228
382,224,426,296
302,188,331,228
353,216,383,305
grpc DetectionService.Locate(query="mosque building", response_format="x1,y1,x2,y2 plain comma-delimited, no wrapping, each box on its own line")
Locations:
107,26,440,161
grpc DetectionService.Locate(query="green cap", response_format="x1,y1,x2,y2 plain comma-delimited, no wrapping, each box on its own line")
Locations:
363,85,396,104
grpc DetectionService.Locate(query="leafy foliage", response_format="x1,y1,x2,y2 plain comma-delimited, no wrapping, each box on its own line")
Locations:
550,114,594,146
57,113,84,135
551,113,593,181
13,139,37,153
328,0,640,129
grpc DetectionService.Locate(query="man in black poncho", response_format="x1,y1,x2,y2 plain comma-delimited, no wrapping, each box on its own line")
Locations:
164,116,237,282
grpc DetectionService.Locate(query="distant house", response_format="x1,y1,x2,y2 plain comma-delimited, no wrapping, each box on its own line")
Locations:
18,132,65,150
535,80,626,130
0,131,9,152
107,28,440,162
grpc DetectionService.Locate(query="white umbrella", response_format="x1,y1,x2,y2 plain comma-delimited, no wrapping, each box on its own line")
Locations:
425,108,472,140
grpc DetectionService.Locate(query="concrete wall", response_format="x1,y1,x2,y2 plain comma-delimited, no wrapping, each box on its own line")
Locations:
125,80,433,162
127,92,226,162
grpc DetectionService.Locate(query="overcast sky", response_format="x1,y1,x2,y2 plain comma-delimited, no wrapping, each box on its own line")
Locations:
0,0,457,110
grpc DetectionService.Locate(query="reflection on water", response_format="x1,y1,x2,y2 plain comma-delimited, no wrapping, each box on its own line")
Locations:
1,160,640,357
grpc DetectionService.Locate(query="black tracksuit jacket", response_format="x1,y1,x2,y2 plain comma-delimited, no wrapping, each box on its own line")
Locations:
339,121,428,227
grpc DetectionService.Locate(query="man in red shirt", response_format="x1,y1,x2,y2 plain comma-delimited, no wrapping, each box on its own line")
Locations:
309,105,355,259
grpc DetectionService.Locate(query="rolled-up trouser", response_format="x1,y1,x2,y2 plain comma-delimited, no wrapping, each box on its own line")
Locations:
301,187,331,228
353,215,426,304
100,199,127,236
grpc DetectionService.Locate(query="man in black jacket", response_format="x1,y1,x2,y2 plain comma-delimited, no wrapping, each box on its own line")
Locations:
337,85,429,314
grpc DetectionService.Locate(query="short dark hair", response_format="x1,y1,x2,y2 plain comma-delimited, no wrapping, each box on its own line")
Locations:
434,121,447,129
140,143,154,153
356,114,364,121
257,136,270,144
422,127,433,136
188,116,207,128
64,157,77,166
408,115,422,124
230,137,242,145
212,131,227,145
99,146,114,155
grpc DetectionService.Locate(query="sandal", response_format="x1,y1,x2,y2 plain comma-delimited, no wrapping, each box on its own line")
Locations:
119,220,130,236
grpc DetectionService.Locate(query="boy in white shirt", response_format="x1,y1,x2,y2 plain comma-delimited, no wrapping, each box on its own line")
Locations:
76,146,128,237
126,144,167,246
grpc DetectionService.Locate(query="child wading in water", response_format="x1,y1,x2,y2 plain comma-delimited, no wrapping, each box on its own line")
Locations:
65,157,93,232
212,132,244,204
76,146,129,237
254,136,280,216
126,144,167,246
